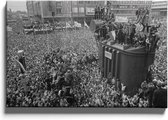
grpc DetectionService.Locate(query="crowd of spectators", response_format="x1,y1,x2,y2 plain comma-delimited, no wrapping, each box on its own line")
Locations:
6,47,167,107
6,21,167,107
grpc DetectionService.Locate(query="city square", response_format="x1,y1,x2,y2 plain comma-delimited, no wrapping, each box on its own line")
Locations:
6,0,167,108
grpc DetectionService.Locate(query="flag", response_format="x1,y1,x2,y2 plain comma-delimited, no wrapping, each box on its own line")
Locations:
135,23,144,32
115,16,128,23
74,21,81,28
84,21,89,28
66,22,71,28
108,31,116,41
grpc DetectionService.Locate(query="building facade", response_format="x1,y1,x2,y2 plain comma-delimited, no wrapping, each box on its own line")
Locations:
107,0,152,19
151,1,167,18
26,1,105,24
26,1,72,22
71,1,105,24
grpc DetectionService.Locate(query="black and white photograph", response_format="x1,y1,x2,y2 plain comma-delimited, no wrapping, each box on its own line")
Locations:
6,0,167,110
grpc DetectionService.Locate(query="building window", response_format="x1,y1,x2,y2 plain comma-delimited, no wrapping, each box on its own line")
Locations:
79,1,83,4
56,8,62,14
79,7,84,13
90,1,94,4
72,7,78,13
119,5,128,9
73,1,77,5
56,2,62,7
132,5,137,9
48,1,52,11
87,1,90,4
52,12,55,16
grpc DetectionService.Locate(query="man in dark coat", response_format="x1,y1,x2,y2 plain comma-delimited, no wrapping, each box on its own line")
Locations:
145,82,156,107
129,24,136,44
101,7,105,20
97,6,101,19
95,6,98,19
146,66,153,83
152,81,167,108
116,24,125,44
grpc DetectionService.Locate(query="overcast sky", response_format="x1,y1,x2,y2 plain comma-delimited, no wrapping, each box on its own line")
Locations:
7,1,27,12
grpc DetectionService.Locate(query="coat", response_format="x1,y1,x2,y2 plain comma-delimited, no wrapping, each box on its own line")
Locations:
152,88,167,108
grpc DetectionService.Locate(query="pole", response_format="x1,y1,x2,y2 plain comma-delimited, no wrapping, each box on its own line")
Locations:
84,1,86,25
77,0,79,24
71,1,73,22
52,13,55,33
46,30,50,53
32,1,36,40
32,1,35,21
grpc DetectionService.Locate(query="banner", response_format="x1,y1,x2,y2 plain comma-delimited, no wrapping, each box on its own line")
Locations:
115,16,128,23
86,7,95,15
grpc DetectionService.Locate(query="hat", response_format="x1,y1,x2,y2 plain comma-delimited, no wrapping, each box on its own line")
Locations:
156,80,163,87
141,81,147,89
18,50,24,54
65,72,73,81
152,78,157,82
148,82,154,88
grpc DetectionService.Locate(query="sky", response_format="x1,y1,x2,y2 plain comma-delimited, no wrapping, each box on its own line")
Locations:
7,1,27,12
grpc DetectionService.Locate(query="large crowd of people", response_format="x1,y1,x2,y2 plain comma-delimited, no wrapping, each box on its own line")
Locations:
6,9,167,107
6,46,167,107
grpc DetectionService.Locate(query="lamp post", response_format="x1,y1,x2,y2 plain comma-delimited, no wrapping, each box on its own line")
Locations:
31,1,36,40
52,11,55,32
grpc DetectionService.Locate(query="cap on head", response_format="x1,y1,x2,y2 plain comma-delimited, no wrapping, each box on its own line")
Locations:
156,80,163,87
152,78,157,83
65,72,73,81
18,50,24,54
141,81,147,89
148,82,154,88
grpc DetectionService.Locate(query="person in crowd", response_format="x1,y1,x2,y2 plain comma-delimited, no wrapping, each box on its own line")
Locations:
145,33,151,51
145,24,160,51
101,7,105,20
152,81,167,108
97,6,101,19
17,50,26,74
95,5,98,19
116,24,125,44
146,66,154,83
145,82,156,107
110,11,115,22
128,24,136,45
138,81,148,99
